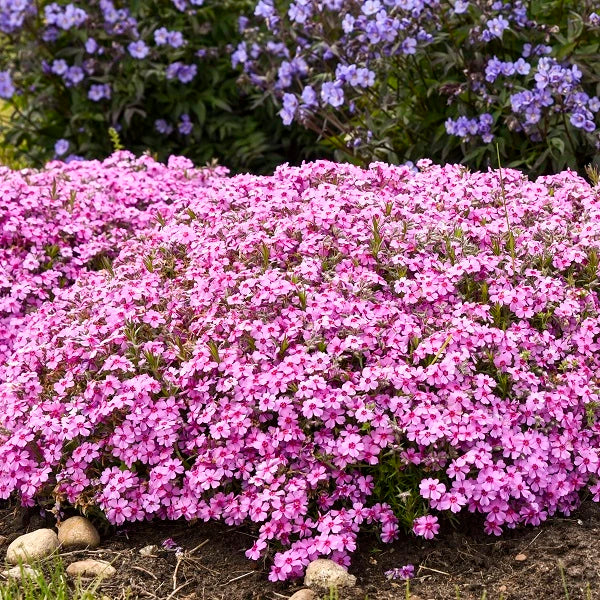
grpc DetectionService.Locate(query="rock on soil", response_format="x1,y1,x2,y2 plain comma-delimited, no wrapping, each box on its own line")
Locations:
289,589,317,600
304,559,357,591
66,559,116,579
139,544,160,556
57,516,100,549
2,565,40,581
5,529,59,564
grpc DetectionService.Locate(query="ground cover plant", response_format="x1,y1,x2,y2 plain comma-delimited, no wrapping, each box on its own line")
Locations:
0,151,225,364
238,0,600,175
2,155,600,583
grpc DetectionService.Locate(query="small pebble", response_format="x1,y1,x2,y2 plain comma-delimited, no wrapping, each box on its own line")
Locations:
514,553,527,561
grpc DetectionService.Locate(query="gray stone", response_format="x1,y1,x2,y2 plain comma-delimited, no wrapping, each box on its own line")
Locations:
5,529,59,564
2,565,40,581
57,517,100,549
289,589,317,600
66,559,116,579
139,544,160,557
304,559,357,591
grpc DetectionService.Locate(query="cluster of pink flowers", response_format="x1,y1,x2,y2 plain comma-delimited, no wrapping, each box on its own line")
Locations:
0,151,226,363
2,155,600,581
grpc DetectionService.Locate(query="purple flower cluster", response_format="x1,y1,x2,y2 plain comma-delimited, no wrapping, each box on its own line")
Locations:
4,157,600,581
154,27,185,48
238,0,600,169
0,0,35,33
88,83,111,102
0,0,210,155
445,114,494,143
166,61,197,83
385,564,415,581
508,58,599,134
44,3,87,30
0,70,15,98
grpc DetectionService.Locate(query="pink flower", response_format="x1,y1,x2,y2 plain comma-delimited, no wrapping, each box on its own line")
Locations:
412,515,440,539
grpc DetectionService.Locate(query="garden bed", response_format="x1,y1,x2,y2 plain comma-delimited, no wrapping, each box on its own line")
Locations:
2,501,599,599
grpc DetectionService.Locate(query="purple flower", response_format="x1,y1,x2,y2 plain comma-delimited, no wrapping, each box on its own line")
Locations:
128,40,149,59
54,138,69,156
254,0,275,19
155,119,173,135
88,83,111,101
178,114,193,135
301,85,317,107
361,0,381,16
64,66,84,86
486,16,509,39
321,81,344,108
167,31,185,48
0,70,15,99
51,59,68,76
453,0,468,14
154,26,169,45
231,42,248,68
279,93,298,125
385,564,415,581
401,37,417,55
85,37,98,53
570,112,587,129
177,64,197,84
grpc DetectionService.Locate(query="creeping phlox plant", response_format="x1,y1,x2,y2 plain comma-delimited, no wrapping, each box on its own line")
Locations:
2,157,600,581
0,151,226,364
0,0,320,171
238,0,600,175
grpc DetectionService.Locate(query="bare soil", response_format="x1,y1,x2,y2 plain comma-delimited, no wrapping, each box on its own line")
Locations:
2,500,599,600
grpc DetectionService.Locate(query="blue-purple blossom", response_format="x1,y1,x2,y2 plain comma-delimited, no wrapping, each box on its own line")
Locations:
88,83,111,101
401,37,417,55
85,37,97,53
64,65,84,86
128,40,149,59
167,30,185,48
51,59,68,76
0,70,15,98
154,119,173,135
453,0,468,14
178,113,193,135
154,26,169,45
45,3,87,30
165,62,197,83
446,113,494,143
320,81,344,107
279,93,298,125
300,85,317,107
361,0,381,16
54,138,69,156
231,42,248,68
486,16,509,38
177,64,197,83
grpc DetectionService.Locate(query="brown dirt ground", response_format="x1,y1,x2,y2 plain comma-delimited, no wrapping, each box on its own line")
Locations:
1,500,600,600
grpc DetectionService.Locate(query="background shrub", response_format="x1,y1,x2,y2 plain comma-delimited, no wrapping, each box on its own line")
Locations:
0,0,326,173
239,0,600,176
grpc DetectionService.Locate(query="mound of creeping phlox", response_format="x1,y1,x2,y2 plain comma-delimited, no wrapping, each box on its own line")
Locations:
0,151,226,363
2,156,600,580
